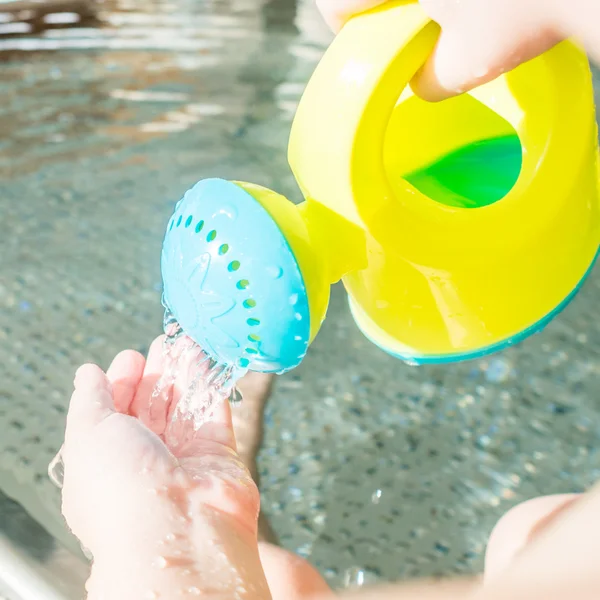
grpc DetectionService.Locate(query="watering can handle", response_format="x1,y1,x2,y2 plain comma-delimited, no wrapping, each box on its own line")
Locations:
288,0,594,224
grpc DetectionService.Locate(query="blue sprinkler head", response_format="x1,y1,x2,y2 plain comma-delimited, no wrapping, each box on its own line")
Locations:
160,178,312,374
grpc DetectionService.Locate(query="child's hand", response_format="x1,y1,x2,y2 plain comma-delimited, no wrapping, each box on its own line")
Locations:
61,336,270,599
317,0,562,101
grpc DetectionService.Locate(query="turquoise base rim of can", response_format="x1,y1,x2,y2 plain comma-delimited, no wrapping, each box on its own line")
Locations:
349,246,600,366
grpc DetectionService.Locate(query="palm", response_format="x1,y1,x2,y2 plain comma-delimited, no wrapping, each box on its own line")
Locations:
104,335,260,533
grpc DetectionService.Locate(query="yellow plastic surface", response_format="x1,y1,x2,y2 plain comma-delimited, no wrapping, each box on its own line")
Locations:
234,181,331,343
286,0,600,359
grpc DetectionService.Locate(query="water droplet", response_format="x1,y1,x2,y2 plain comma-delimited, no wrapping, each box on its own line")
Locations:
144,591,159,599
216,205,237,220
289,293,299,305
344,567,366,588
296,542,312,558
371,489,383,504
313,513,326,526
294,313,302,321
48,448,64,489
229,387,243,405
294,335,302,341
485,358,512,383
154,556,168,569
266,265,283,279
188,587,201,596
473,63,490,79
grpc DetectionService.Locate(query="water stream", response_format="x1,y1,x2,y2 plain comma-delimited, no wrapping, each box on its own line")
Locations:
152,307,245,449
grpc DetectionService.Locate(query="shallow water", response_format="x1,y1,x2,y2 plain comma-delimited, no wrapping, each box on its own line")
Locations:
1,0,600,595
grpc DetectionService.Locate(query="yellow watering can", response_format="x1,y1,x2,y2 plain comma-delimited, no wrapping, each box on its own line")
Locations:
160,0,600,372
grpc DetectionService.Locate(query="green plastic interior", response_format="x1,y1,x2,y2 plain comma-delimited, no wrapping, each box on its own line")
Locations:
405,134,523,209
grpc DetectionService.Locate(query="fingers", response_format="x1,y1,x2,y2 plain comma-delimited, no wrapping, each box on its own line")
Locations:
413,23,561,102
413,0,563,101
235,371,275,405
106,349,146,414
231,372,275,481
182,395,236,453
66,364,114,443
315,0,563,102
167,347,237,454
170,339,210,422
130,335,167,432
315,0,385,31
484,494,579,582
159,337,207,443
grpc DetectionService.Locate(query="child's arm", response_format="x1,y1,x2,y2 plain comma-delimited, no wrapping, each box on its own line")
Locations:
312,488,600,600
317,0,600,101
61,341,271,599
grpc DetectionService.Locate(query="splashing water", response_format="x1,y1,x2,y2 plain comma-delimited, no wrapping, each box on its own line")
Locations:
152,307,245,449
343,566,366,589
49,308,246,490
